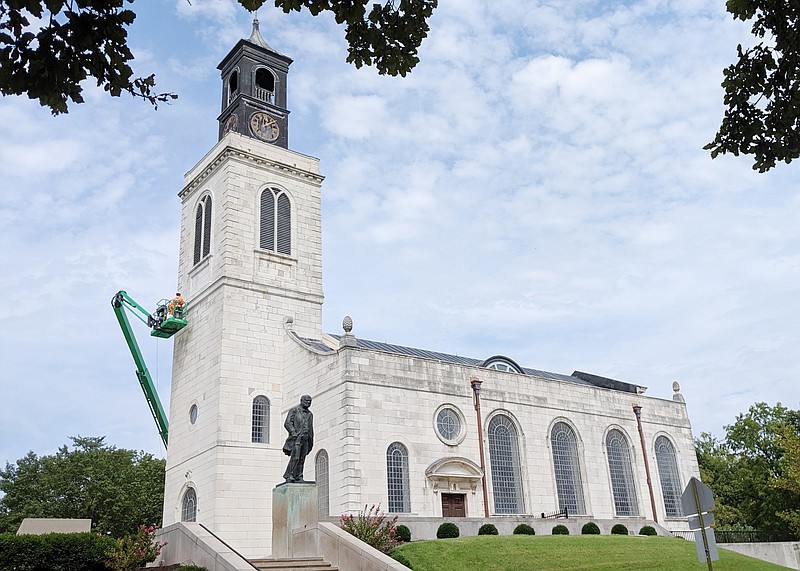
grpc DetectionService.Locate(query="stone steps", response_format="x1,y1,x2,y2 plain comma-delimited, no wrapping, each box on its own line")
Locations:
249,556,339,571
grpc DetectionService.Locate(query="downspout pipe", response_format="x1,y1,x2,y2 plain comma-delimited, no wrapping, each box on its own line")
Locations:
633,404,658,523
471,376,490,518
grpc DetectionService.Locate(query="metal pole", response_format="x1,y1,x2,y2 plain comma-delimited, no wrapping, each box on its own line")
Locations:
632,404,658,523
471,376,490,518
693,479,714,571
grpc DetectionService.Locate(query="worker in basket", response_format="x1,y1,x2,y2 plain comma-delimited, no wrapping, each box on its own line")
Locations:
167,292,185,319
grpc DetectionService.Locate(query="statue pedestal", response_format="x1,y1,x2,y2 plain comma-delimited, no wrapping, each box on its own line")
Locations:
272,482,318,558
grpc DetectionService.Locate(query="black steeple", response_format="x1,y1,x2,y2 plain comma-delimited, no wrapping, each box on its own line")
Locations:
217,17,292,148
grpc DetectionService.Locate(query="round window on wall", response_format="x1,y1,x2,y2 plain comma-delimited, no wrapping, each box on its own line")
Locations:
189,404,198,425
434,405,466,445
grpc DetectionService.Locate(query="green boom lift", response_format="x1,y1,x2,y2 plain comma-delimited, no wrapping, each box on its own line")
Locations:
111,290,188,447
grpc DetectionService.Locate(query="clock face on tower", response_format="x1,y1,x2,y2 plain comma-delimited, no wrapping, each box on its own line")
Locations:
249,112,280,142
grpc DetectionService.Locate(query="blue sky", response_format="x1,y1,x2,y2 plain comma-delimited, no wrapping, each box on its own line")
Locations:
1,0,798,467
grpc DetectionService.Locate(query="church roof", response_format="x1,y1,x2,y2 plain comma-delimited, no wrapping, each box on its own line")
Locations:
318,335,646,394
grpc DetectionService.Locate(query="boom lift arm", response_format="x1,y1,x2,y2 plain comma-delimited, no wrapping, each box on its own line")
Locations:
111,290,187,447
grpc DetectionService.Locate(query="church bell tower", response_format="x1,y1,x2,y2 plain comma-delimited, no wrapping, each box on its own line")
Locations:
217,18,291,148
162,18,324,557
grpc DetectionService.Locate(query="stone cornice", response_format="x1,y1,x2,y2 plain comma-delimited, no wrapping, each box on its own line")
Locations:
179,145,324,199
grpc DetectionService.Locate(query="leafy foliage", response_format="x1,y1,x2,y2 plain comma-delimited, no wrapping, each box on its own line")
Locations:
395,523,411,542
610,524,628,535
0,0,177,114
581,522,600,535
105,524,166,571
551,524,569,535
0,531,115,571
0,0,436,115
390,549,414,569
339,504,400,554
478,523,498,536
695,403,800,539
436,522,459,539
513,523,535,535
247,0,437,77
705,0,800,171
0,436,166,537
774,425,800,537
638,525,657,536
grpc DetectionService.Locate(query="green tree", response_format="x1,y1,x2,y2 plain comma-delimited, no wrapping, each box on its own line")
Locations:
705,0,800,172
774,427,800,537
0,436,165,537
0,0,437,115
696,403,800,539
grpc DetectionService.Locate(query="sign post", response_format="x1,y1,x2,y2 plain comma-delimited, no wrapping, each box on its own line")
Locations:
681,476,718,570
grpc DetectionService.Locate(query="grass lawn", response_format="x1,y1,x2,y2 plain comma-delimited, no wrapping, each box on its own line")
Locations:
390,535,788,571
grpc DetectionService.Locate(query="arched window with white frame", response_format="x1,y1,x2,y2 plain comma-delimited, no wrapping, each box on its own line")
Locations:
193,195,212,265
551,421,586,515
316,450,329,517
386,442,410,513
181,487,197,522
251,395,270,443
655,435,683,517
606,429,639,516
260,187,291,256
487,414,524,514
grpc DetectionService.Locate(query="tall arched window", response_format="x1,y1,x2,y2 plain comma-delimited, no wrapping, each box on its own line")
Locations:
655,435,682,517
487,414,524,514
316,450,329,517
606,429,639,516
251,395,270,443
260,188,291,256
386,442,410,513
551,422,586,515
181,487,197,522
193,195,212,265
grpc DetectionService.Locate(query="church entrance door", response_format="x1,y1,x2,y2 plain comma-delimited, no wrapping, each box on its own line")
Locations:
441,493,466,517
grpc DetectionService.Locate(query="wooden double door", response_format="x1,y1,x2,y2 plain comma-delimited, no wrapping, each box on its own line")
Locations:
441,493,466,517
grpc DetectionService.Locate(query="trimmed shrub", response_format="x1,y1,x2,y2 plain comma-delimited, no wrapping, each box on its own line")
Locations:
581,522,601,535
611,524,629,535
340,505,400,554
0,532,115,571
395,524,411,543
513,524,535,535
437,522,460,539
551,524,569,535
179,567,210,571
390,550,414,569
639,525,657,536
478,523,498,536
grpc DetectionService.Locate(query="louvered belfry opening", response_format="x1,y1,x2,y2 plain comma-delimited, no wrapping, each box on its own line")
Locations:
193,195,212,265
260,187,291,256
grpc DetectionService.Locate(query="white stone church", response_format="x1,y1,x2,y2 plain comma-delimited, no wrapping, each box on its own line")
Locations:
161,21,698,558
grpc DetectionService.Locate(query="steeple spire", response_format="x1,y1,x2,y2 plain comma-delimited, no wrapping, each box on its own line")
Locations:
248,13,273,51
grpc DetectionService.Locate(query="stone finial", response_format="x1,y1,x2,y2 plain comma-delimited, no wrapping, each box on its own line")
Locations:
342,315,353,334
672,380,685,403
339,315,356,349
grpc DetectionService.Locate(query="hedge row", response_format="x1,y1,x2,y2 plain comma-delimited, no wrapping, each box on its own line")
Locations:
430,523,657,538
0,532,115,571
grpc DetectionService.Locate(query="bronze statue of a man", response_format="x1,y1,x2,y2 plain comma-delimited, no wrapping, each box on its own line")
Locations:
282,395,314,483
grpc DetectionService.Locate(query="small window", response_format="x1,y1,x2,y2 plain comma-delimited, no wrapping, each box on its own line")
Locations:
387,442,410,513
260,188,291,256
434,405,465,445
252,395,270,443
181,488,197,522
189,404,198,425
482,356,523,374
316,450,330,517
193,195,212,265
